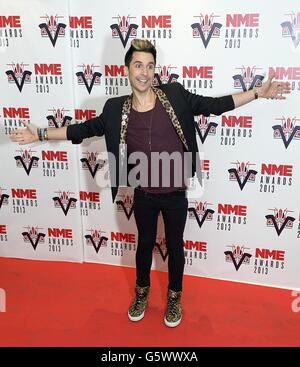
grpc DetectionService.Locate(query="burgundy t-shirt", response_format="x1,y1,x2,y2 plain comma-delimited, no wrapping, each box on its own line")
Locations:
126,98,186,193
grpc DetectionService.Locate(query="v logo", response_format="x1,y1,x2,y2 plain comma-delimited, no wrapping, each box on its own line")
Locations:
228,168,257,190
38,23,66,47
0,194,9,209
85,235,108,254
6,70,32,92
14,156,39,176
110,23,139,48
116,200,134,220
224,251,252,271
265,215,295,236
155,243,168,262
75,71,102,94
272,125,300,149
188,207,214,228
195,122,218,143
52,197,77,216
191,22,222,49
46,115,72,128
22,232,45,250
80,158,99,178
281,21,300,48
233,75,263,92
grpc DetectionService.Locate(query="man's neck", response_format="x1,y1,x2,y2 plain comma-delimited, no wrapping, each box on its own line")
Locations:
132,88,156,112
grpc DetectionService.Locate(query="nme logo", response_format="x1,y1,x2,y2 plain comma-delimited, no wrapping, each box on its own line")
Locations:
184,240,207,252
255,248,285,261
268,67,300,91
11,188,37,199
105,65,126,77
3,107,29,119
222,115,252,128
69,16,92,29
191,14,222,49
261,164,293,177
42,150,68,161
75,109,96,123
34,64,62,75
141,15,171,28
226,13,259,27
0,15,21,28
48,227,72,238
111,231,135,243
218,204,247,216
0,225,7,234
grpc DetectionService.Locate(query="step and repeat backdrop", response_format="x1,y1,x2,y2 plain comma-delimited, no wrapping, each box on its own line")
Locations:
0,0,299,290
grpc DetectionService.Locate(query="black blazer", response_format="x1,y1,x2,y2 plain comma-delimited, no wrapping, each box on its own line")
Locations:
67,82,235,201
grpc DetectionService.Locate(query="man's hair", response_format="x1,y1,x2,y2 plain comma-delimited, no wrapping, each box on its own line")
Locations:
124,39,157,67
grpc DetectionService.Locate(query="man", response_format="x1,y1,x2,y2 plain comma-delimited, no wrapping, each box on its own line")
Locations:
10,39,290,328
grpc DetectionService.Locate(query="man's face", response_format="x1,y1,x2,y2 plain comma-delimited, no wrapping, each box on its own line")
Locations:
126,51,155,94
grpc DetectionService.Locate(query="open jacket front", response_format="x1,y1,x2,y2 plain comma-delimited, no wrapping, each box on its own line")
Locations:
67,82,235,201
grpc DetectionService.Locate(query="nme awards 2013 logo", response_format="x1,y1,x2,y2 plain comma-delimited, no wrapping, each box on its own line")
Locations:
22,226,45,251
153,65,179,86
195,115,217,144
85,229,108,254
0,15,23,47
233,66,264,91
80,151,107,179
46,108,72,128
191,14,222,49
39,14,66,47
80,191,101,216
6,62,31,92
52,190,77,216
76,64,102,94
281,12,300,48
116,194,134,220
225,245,252,271
110,15,138,47
228,161,258,190
273,117,300,149
14,148,39,176
0,188,9,210
265,208,295,236
188,201,214,228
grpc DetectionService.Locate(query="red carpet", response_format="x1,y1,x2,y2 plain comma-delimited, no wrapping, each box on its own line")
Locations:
0,257,299,347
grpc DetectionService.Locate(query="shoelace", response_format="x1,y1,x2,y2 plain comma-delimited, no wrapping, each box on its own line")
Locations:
167,297,179,317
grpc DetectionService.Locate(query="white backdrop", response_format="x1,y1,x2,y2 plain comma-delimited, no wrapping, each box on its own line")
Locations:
0,0,299,290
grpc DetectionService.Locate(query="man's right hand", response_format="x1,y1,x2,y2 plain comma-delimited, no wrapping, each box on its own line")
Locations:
9,120,39,145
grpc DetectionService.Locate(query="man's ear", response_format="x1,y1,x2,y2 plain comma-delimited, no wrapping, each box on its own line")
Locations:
124,66,129,76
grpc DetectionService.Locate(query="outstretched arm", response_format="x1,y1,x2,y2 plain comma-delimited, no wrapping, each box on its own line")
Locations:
232,74,291,108
9,120,67,145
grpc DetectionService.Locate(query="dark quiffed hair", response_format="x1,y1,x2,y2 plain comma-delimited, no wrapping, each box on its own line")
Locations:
124,39,157,67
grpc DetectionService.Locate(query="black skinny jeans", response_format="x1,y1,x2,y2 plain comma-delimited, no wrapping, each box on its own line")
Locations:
133,188,188,292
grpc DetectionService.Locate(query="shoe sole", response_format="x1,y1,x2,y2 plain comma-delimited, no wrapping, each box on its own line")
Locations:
164,316,182,328
128,310,145,322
